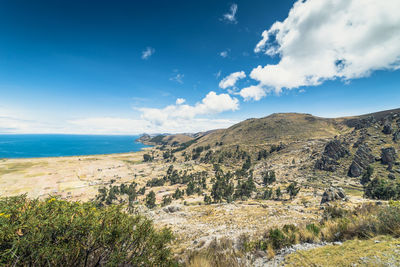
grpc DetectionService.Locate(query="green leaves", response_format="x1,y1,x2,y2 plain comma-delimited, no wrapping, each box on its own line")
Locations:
0,195,175,266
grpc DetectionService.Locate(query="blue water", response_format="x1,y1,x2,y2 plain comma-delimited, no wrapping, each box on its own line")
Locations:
0,134,150,159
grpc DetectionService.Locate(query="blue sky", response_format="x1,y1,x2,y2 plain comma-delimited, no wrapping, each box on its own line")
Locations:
1,0,400,134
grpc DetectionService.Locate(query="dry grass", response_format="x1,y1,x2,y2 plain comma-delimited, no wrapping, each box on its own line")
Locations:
185,237,244,267
285,236,400,266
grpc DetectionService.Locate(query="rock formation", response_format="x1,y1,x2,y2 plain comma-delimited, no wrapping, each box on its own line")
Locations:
320,187,347,204
315,140,349,172
382,121,393,134
348,143,375,177
381,147,397,165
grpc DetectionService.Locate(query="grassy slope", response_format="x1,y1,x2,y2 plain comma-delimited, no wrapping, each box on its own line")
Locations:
191,113,350,149
285,236,400,266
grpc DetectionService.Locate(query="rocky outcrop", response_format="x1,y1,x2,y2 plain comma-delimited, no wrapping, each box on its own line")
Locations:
382,122,393,134
381,147,397,165
348,144,375,177
315,140,349,172
346,116,376,130
320,187,347,204
136,134,151,143
315,156,339,172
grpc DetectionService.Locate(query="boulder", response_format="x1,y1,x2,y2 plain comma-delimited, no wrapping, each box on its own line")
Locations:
382,122,393,134
381,147,397,165
315,140,349,172
315,155,339,172
323,139,349,160
321,187,347,204
163,205,182,213
348,144,375,177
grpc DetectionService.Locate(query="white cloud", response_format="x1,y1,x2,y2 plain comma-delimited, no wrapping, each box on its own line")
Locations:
139,91,239,127
219,71,246,89
249,0,400,98
0,97,239,135
141,47,155,60
176,98,186,105
215,70,222,79
239,85,266,101
222,3,238,24
169,73,184,84
220,51,229,58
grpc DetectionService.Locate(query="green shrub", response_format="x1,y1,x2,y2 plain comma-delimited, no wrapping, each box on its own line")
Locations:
0,195,175,266
268,229,287,249
162,195,172,207
145,191,156,209
322,205,348,221
364,178,400,200
306,223,320,236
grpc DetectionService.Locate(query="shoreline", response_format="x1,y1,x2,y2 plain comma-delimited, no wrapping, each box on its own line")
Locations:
1,146,153,161
0,147,157,201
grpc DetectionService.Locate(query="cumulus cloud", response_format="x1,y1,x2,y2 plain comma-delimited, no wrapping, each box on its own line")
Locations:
222,3,238,24
141,47,155,60
139,91,239,126
219,71,246,89
249,0,400,98
0,97,238,135
239,85,266,101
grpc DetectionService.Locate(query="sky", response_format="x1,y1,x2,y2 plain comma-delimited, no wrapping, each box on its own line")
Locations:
1,0,400,134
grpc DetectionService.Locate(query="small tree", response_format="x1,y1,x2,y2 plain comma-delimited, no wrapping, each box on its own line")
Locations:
262,188,273,200
286,182,301,200
161,195,172,207
173,188,183,199
361,165,374,185
138,186,146,195
204,194,212,205
263,170,276,185
186,181,195,196
145,190,156,209
275,187,282,200
143,154,153,162
242,156,251,171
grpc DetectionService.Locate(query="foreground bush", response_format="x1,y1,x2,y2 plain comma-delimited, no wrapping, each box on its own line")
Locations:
0,195,176,266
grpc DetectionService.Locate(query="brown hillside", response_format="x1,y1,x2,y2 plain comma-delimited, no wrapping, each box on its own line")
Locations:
193,113,350,147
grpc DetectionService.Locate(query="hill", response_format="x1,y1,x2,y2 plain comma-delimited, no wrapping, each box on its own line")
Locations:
192,113,349,148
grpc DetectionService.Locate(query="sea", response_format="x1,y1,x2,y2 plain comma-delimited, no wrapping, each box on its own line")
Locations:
0,134,150,159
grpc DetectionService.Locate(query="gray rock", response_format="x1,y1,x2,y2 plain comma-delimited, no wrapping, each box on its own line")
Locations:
348,144,375,177
383,122,393,134
381,147,397,165
321,187,347,204
163,205,182,213
346,116,376,130
315,140,349,172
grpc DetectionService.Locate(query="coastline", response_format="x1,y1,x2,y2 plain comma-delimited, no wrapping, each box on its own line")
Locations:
0,145,153,161
0,146,157,201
